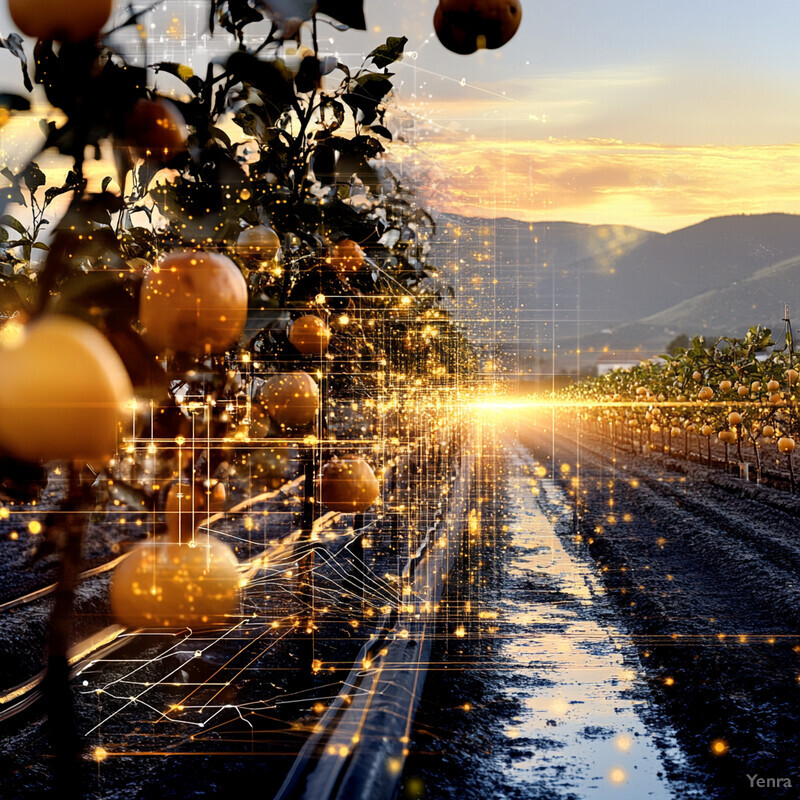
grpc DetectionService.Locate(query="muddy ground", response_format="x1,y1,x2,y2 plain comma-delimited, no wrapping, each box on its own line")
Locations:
403,417,800,799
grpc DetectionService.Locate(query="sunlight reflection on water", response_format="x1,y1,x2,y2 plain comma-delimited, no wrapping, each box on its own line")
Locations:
489,444,696,798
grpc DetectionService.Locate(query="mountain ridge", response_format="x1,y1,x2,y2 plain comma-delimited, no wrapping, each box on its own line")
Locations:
431,211,800,366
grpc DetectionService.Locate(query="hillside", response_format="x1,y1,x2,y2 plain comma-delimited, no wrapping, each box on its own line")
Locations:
432,212,800,365
580,252,800,352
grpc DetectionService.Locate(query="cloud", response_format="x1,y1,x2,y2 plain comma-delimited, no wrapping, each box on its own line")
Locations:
390,138,800,232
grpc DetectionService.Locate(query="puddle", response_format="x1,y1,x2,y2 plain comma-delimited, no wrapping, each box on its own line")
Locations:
488,445,696,798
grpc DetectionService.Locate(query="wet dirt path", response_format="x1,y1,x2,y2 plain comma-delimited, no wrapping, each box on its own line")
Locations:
403,440,698,800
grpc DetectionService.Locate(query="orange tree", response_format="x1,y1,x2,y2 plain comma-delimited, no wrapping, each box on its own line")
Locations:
564,326,799,477
0,0,475,788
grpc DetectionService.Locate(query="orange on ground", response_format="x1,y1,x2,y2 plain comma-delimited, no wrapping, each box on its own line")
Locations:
164,480,226,540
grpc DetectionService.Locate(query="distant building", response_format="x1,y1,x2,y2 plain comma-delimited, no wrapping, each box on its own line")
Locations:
595,350,661,375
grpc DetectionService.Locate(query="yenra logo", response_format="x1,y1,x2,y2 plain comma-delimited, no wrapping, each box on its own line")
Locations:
746,775,793,789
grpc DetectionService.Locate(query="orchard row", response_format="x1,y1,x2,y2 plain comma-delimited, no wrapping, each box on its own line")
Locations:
562,327,800,478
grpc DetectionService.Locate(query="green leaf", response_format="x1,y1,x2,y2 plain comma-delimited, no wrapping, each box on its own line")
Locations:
209,125,233,150
367,36,407,69
1,215,27,236
152,61,204,95
369,125,392,140
0,34,32,93
226,52,295,112
43,170,81,207
317,0,366,30
21,162,46,194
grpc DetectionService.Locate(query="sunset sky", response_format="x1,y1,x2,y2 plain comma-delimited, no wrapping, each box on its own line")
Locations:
2,0,800,232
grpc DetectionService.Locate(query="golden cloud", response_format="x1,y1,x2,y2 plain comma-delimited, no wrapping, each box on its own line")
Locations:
391,137,800,232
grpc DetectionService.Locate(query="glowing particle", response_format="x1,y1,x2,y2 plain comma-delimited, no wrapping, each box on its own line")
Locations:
615,734,632,752
609,767,626,784
711,739,728,755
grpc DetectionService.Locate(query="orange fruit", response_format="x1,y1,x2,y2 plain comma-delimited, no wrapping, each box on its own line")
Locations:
718,430,736,444
0,315,132,462
670,426,681,437
289,315,331,355
236,225,281,261
164,480,226,540
434,0,522,54
700,424,713,437
110,534,240,629
319,456,379,513
698,387,713,401
762,424,775,438
9,0,111,42
125,99,187,162
737,385,749,397
767,379,780,393
769,393,783,406
778,436,795,454
692,371,702,382
788,368,799,386
139,251,248,355
728,411,742,426
719,380,732,392
258,372,318,428
327,239,365,273
751,381,762,393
